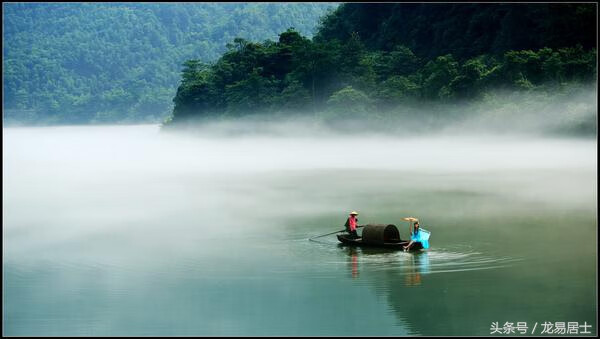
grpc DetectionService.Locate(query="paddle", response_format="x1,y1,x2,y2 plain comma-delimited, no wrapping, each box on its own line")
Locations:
309,225,365,241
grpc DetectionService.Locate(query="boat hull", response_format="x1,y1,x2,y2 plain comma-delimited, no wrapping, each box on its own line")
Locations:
337,234,424,251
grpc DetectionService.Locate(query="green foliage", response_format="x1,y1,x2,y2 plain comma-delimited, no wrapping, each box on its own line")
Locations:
275,80,312,111
3,3,336,124
420,55,460,100
167,3,596,129
376,76,420,104
324,86,373,118
5,2,594,129
314,3,596,60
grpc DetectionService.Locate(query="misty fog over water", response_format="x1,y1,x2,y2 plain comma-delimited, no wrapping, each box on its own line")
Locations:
3,1,598,335
3,122,597,336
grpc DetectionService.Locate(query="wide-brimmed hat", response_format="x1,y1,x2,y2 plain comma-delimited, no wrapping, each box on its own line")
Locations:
350,211,359,215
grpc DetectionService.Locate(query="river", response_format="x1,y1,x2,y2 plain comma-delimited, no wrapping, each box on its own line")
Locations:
3,124,597,335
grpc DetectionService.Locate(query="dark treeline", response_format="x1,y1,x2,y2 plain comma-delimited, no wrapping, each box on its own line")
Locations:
167,3,597,133
314,3,596,60
3,3,336,125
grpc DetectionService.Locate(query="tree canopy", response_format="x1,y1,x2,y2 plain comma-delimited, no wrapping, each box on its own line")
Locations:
166,3,596,129
3,2,336,125
314,3,596,60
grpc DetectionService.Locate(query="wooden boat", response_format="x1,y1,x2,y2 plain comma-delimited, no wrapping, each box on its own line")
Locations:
337,224,424,251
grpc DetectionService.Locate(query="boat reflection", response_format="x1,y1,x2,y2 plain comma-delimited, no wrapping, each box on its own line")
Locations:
405,252,430,287
346,246,360,279
340,245,430,284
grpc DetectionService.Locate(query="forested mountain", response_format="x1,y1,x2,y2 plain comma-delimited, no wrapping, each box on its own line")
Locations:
314,3,596,60
167,3,597,134
2,2,336,125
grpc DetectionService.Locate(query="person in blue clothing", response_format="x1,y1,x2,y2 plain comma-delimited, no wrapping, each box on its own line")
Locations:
403,221,421,251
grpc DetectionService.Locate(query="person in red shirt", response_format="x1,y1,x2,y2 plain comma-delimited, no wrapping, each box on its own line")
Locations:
344,211,359,238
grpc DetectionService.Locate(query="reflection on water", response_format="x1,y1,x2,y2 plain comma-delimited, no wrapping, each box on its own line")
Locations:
348,247,359,279
3,125,596,336
341,245,520,287
405,252,428,286
340,246,428,284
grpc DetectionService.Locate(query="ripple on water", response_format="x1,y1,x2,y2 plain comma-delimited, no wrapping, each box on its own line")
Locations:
305,237,523,276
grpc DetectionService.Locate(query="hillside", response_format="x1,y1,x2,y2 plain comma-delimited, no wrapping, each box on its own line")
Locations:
166,3,597,134
314,3,596,60
2,3,336,125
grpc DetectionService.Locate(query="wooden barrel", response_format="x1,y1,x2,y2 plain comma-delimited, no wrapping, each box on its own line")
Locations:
361,224,401,245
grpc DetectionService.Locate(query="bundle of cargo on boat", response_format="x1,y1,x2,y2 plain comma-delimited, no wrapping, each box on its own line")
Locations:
337,223,427,251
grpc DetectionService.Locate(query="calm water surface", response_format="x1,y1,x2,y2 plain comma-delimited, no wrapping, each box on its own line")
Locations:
3,125,597,336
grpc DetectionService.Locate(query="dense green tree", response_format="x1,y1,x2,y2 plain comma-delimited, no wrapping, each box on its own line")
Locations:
375,75,420,105
314,3,596,60
6,2,593,128
275,80,312,111
3,2,336,125
419,55,460,100
322,85,376,124
166,3,596,129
